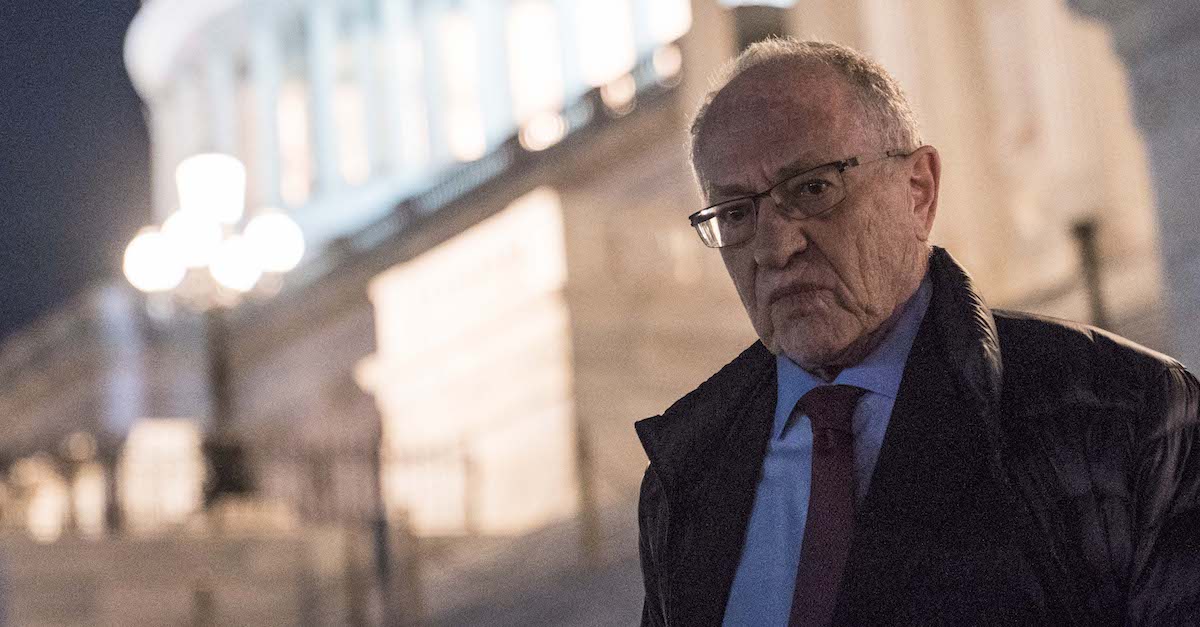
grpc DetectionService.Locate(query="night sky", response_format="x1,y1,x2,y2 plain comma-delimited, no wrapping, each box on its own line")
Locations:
0,0,150,342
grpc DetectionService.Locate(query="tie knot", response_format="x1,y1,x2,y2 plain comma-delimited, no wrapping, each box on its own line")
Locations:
796,384,866,432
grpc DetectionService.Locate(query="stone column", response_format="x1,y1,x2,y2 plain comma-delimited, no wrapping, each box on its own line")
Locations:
96,285,146,440
467,0,514,150
553,0,586,103
378,0,425,185
306,0,341,194
350,0,382,181
148,96,181,221
204,51,238,156
631,0,658,60
96,284,146,535
248,3,284,208
418,1,452,168
174,72,205,159
1067,0,1200,368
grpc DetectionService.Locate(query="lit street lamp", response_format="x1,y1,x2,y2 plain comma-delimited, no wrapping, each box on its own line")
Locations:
123,152,305,507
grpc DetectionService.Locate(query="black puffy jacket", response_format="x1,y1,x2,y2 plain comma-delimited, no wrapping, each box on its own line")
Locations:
635,247,1200,625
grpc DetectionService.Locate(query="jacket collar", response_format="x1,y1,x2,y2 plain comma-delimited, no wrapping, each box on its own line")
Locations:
924,246,1004,416
634,246,1005,497
634,340,776,515
922,245,1006,484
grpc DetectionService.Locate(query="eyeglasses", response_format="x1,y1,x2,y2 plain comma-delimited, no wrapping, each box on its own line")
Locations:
688,149,909,248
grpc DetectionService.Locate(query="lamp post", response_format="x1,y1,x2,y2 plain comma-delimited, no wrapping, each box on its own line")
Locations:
123,153,306,507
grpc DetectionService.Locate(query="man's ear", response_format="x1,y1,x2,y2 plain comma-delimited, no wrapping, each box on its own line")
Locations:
907,145,940,241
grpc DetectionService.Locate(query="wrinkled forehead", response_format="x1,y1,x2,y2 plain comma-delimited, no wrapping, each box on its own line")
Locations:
693,63,867,192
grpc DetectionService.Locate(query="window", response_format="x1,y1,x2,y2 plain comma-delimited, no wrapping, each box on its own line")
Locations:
576,0,636,87
648,0,692,44
507,0,564,123
440,10,486,162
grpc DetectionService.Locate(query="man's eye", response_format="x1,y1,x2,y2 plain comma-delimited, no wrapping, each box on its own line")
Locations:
795,179,832,196
719,206,749,224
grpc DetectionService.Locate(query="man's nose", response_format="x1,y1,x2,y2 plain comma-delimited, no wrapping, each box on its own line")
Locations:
752,199,809,268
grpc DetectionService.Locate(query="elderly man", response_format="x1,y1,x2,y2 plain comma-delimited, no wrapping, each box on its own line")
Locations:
635,39,1200,626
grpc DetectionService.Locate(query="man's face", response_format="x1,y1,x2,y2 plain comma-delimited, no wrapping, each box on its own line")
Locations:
692,63,936,371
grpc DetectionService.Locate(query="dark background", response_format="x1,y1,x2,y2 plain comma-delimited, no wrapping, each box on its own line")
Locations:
0,0,150,342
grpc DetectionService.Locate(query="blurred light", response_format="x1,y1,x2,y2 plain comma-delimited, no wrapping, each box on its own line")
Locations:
209,235,263,293
577,0,636,87
600,74,637,115
162,209,223,269
441,11,487,162
123,228,186,293
14,455,68,543
72,462,107,539
120,419,204,534
63,432,97,462
244,211,306,273
448,118,488,162
508,0,564,123
653,44,684,82
175,153,247,224
649,0,692,43
519,112,567,151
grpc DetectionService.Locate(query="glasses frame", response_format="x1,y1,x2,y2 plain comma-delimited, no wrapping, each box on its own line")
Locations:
688,148,911,248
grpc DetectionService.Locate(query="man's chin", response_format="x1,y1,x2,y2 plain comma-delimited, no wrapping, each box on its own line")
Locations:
764,315,845,364
775,335,846,372
781,349,837,372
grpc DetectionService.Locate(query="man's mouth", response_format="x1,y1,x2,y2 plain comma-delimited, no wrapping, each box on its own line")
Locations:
766,283,829,308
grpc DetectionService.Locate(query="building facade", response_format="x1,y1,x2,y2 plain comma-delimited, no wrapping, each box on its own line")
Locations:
0,0,1191,623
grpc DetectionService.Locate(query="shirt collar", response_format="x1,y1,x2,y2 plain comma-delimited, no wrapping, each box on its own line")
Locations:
774,273,932,435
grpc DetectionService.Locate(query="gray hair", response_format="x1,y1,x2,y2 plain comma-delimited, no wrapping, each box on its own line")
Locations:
689,38,922,178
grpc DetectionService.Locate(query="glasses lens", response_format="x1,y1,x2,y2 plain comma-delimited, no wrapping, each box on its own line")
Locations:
772,164,847,218
694,198,756,248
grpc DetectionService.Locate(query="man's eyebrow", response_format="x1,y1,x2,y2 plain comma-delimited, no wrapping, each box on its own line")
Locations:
708,181,757,198
770,155,825,181
708,155,824,198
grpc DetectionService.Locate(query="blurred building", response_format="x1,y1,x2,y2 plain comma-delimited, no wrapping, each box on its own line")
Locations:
0,0,1193,624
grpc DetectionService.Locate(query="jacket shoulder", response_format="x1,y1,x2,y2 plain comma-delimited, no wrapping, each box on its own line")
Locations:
992,309,1196,441
994,309,1182,370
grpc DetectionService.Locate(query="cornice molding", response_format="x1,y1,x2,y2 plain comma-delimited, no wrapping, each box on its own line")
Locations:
1066,0,1136,23
1125,38,1200,134
1067,0,1200,134
1067,0,1200,62
124,0,257,99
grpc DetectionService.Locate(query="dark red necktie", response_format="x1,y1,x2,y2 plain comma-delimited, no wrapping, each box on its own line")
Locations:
789,384,866,627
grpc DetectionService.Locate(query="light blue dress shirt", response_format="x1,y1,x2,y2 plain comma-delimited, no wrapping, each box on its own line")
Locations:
722,276,933,626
